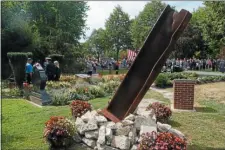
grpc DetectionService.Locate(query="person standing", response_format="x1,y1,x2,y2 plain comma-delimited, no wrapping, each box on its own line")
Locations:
45,58,56,81
54,61,61,81
220,59,225,73
87,60,93,76
25,58,33,84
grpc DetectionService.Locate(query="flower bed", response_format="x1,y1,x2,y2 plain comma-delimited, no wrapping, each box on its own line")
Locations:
70,100,92,118
138,131,187,150
44,116,76,149
147,102,172,123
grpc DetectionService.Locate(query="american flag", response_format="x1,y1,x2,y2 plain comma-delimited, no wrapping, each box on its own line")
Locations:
127,49,137,62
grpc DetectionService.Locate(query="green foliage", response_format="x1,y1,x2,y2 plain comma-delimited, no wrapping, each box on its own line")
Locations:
2,1,89,78
7,52,33,88
154,74,172,88
131,0,166,49
46,81,72,90
155,72,225,88
7,52,33,61
2,88,21,98
48,54,64,62
49,90,71,106
192,2,225,58
85,28,111,61
105,5,133,60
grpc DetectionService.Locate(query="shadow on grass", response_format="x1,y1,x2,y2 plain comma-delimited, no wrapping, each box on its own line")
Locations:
194,106,217,113
188,144,225,150
168,120,182,127
2,133,25,149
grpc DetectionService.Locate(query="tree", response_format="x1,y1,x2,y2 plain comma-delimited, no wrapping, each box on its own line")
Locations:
105,5,133,61
192,2,225,58
1,1,90,78
130,0,166,49
86,28,111,61
1,1,40,79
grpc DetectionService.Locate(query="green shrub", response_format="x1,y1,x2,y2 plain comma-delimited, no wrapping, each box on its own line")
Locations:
49,90,70,105
2,88,21,98
7,52,33,88
48,54,64,64
46,81,72,90
89,86,106,98
155,74,171,88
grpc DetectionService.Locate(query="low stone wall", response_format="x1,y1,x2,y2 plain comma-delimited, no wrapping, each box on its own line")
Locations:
74,102,185,150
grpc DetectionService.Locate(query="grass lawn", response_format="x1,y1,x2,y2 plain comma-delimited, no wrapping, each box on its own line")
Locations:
98,69,128,75
2,82,225,149
1,91,160,150
2,99,71,150
164,82,225,150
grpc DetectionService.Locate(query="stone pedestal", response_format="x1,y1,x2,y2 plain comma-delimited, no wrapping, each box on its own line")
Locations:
173,79,195,110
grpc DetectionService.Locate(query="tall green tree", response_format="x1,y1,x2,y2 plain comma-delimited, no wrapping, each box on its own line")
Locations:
130,0,166,49
86,28,110,61
192,2,225,58
105,5,132,61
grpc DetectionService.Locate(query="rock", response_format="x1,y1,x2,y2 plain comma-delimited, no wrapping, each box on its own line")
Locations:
81,111,92,123
91,110,98,116
97,126,106,145
85,130,99,139
97,144,119,150
121,120,134,126
115,122,123,129
134,115,156,130
140,125,157,135
115,125,131,136
81,110,98,123
157,122,171,132
82,138,96,148
124,114,135,121
73,132,82,143
131,145,138,150
83,118,98,132
106,121,116,130
95,115,107,124
105,127,113,143
152,114,157,122
99,122,107,127
168,128,185,139
128,127,136,145
75,117,86,135
111,135,130,150
136,108,154,117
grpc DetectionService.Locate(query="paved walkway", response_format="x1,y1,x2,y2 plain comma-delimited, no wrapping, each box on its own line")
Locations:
150,87,173,101
184,70,225,76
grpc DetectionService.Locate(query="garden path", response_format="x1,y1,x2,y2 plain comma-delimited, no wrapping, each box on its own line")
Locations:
150,86,173,101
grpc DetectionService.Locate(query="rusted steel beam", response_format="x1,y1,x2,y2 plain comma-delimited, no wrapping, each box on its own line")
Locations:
100,5,192,122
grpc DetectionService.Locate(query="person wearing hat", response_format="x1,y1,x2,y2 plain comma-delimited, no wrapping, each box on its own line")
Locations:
25,58,33,84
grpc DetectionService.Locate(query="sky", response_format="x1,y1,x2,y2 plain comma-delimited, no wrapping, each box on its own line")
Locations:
80,1,204,42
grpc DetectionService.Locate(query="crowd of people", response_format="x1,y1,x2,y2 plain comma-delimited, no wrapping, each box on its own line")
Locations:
25,57,61,84
85,58,121,76
163,58,225,73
